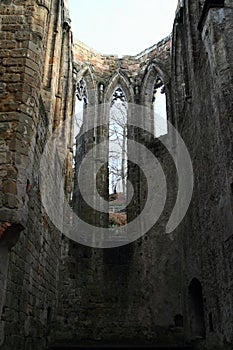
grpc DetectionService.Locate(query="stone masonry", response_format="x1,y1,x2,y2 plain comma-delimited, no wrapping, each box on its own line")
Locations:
0,1,73,349
0,0,232,350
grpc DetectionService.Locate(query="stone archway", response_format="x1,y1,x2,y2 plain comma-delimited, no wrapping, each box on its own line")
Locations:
188,278,206,339
0,222,23,345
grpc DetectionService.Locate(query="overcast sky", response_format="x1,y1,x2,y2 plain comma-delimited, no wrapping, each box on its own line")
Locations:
68,0,178,56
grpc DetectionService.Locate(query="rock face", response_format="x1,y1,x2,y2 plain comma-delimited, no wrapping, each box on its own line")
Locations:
0,1,232,350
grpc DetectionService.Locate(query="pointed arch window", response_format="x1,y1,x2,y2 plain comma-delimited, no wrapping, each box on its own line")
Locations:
109,87,128,225
70,78,89,203
76,78,88,105
153,75,167,137
73,78,88,156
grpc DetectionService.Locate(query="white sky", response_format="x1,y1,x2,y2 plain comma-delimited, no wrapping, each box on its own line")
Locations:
68,0,178,56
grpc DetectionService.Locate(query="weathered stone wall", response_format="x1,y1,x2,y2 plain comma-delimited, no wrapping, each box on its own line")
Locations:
53,37,184,346
54,1,233,348
0,0,232,349
0,1,73,349
73,37,171,90
171,0,233,348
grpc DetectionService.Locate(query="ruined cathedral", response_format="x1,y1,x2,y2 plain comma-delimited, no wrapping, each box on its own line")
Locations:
0,0,232,349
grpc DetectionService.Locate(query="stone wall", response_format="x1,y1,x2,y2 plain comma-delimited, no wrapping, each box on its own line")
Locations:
0,1,73,349
54,1,233,348
73,37,171,89
0,0,232,349
171,0,233,348
53,37,185,346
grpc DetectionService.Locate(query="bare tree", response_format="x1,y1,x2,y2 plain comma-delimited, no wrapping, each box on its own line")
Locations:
109,93,127,194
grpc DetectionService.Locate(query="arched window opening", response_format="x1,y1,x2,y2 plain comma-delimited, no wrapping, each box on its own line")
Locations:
108,87,128,227
188,278,206,339
208,312,214,332
174,314,184,328
73,78,88,159
71,78,88,203
230,181,233,214
153,75,167,137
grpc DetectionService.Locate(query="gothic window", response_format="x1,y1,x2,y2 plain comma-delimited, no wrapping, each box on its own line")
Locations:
188,278,206,339
153,75,167,137
76,78,88,105
111,87,127,107
208,312,214,332
231,182,233,214
109,87,128,226
70,78,88,202
174,314,184,327
73,78,88,155
109,87,128,195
